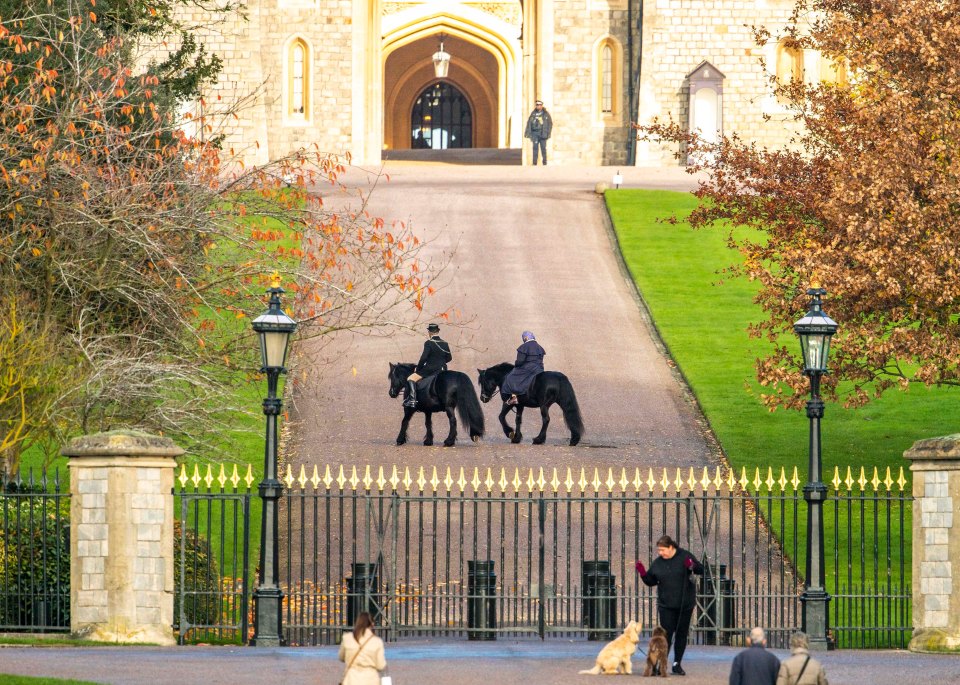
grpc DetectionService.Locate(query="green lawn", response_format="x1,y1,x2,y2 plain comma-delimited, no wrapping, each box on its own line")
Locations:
605,189,960,481
604,189,956,595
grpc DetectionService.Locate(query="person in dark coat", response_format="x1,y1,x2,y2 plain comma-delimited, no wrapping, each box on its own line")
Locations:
403,323,452,408
730,627,780,685
500,331,546,405
523,100,553,165
636,534,704,676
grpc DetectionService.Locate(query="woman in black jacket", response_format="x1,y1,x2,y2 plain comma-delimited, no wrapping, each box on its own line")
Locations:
636,535,704,676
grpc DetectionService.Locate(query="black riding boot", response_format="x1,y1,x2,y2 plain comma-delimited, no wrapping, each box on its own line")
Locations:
403,380,417,408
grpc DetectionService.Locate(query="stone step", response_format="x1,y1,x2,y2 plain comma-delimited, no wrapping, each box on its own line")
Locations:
382,147,522,165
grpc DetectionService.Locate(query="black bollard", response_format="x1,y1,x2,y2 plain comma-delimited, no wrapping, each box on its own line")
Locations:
346,562,380,627
583,560,616,640
467,560,497,640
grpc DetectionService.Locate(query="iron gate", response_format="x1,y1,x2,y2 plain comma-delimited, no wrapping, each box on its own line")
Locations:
171,461,911,649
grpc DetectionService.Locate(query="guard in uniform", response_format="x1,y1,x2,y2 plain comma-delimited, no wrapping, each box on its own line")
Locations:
404,323,453,407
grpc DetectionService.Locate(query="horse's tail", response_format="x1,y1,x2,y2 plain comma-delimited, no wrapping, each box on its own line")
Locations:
455,373,485,441
558,375,584,444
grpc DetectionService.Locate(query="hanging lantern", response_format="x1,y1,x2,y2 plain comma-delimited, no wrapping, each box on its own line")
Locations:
433,35,451,79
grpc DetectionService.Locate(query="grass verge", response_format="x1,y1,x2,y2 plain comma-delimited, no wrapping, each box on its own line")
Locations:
604,189,960,595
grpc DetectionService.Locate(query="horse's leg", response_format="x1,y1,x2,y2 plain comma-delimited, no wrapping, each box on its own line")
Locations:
532,403,552,445
443,406,458,447
423,411,434,446
511,406,524,444
396,407,414,445
498,403,514,439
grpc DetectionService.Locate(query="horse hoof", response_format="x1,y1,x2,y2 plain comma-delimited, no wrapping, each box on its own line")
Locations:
508,431,515,440
443,440,455,447
511,435,522,444
423,439,433,446
396,439,406,446
570,437,580,447
532,437,545,445
472,435,480,443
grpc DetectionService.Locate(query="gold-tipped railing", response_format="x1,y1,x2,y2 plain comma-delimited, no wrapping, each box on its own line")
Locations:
174,461,909,496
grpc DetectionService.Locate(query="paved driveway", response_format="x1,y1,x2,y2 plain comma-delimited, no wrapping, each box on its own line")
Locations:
286,164,717,477
2,641,958,684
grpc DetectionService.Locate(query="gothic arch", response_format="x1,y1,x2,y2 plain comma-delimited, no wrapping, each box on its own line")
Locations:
381,4,522,149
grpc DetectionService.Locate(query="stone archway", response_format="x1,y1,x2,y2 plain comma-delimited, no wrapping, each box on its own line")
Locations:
381,5,522,152
384,34,497,150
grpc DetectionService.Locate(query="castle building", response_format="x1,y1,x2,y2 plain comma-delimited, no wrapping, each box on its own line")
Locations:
182,1,825,167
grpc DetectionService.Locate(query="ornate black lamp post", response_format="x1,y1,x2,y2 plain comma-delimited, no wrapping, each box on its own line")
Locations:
793,287,838,651
250,280,297,647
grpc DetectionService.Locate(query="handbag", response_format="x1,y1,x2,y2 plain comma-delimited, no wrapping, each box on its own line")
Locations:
381,664,393,685
339,635,373,685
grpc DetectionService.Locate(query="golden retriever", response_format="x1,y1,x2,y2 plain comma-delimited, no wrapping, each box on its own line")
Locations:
578,620,642,675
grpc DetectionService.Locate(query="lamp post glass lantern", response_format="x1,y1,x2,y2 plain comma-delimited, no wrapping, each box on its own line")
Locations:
793,286,837,651
433,34,451,79
250,282,297,646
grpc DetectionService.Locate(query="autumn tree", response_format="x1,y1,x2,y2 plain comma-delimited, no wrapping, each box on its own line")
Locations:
0,1,438,471
636,0,960,409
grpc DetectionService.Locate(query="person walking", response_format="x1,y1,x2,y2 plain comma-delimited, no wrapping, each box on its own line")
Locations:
524,99,553,165
730,627,781,685
500,330,546,405
776,632,829,685
636,534,704,675
338,612,386,685
403,322,452,408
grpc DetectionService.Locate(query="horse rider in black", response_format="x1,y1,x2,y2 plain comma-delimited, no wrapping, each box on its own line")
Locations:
404,323,453,407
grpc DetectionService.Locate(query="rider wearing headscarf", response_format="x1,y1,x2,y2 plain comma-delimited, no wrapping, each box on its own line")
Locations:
501,331,546,405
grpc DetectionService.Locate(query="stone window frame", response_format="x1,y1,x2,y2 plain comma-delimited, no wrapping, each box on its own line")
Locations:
594,35,623,125
775,37,804,102
284,36,313,124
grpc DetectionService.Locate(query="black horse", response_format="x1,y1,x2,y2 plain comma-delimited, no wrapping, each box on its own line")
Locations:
477,363,583,446
388,363,485,447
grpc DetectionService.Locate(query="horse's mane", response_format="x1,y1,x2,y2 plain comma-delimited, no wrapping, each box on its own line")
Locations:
392,362,416,371
488,362,514,375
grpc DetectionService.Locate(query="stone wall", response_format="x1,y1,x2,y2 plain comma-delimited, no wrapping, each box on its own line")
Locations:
549,1,631,166
635,0,803,166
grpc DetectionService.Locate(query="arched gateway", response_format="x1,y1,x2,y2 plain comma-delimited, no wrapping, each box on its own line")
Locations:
381,4,521,152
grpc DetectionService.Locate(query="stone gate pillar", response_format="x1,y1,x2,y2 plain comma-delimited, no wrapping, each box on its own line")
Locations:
63,430,183,644
904,434,960,652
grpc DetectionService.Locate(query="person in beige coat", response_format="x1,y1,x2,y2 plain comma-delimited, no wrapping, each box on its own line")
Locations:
338,612,386,685
776,632,828,685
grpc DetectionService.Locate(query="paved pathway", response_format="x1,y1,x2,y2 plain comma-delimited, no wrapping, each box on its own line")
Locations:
286,164,718,478
2,641,958,684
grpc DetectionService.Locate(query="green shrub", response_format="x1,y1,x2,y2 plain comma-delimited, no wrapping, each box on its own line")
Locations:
173,520,222,629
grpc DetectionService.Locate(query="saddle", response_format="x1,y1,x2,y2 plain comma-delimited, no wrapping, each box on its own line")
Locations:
413,373,440,404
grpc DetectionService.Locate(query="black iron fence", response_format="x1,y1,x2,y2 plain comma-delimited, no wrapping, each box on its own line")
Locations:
0,469,70,633
173,463,255,644
1,460,908,648
268,462,912,648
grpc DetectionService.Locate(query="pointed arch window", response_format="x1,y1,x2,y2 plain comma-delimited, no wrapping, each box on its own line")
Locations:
776,39,804,101
601,45,614,113
287,38,310,118
595,37,622,121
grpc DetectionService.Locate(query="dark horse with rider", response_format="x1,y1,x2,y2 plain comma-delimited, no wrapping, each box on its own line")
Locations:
389,325,582,447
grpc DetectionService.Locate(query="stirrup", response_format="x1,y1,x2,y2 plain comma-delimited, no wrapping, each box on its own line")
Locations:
506,395,519,406
403,397,416,408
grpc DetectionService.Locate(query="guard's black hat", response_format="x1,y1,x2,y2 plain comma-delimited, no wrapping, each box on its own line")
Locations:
427,323,440,333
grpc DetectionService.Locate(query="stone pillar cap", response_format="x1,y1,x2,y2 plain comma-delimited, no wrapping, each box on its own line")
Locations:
904,434,960,462
61,430,185,458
